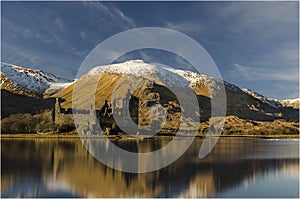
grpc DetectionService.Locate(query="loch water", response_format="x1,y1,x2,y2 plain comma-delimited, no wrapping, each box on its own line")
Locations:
1,137,299,197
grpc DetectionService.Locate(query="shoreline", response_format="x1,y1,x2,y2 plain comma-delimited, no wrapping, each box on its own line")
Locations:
1,133,299,139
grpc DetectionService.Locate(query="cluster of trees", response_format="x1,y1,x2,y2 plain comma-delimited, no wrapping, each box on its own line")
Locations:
1,112,75,134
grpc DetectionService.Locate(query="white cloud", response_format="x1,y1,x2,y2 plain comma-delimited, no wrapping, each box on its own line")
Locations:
83,1,136,28
111,6,136,28
54,17,64,30
278,49,299,63
220,2,298,31
232,63,299,82
79,30,87,40
2,1,136,72
2,18,41,40
2,44,40,66
165,21,203,34
140,51,151,62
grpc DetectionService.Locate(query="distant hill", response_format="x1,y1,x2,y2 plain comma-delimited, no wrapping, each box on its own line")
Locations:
1,62,72,98
243,88,299,109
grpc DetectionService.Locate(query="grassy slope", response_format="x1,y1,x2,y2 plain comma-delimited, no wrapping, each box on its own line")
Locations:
52,73,121,109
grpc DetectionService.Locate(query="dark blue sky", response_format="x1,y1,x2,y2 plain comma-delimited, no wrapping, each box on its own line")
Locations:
1,1,299,99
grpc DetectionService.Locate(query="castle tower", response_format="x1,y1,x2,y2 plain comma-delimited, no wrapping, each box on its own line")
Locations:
89,103,98,133
54,98,61,125
121,89,131,119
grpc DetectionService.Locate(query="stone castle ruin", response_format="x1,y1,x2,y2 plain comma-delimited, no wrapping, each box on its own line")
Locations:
52,89,140,135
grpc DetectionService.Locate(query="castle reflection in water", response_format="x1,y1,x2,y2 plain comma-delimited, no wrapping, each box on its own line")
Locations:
1,138,299,197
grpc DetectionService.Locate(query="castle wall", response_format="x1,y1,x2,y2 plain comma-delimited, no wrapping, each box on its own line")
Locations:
54,113,74,126
53,92,140,135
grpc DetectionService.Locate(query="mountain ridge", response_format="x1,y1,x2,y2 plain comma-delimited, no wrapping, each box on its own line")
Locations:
242,88,299,109
82,60,300,104
0,62,73,97
1,60,299,135
51,60,298,122
1,60,298,104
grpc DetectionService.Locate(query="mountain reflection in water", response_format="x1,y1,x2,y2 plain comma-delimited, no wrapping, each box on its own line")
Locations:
1,137,299,197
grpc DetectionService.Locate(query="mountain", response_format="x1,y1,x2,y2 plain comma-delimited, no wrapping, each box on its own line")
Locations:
53,60,299,122
1,62,72,97
280,98,300,109
242,88,299,109
1,60,299,135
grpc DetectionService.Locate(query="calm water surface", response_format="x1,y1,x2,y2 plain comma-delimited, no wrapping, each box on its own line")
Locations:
1,137,299,197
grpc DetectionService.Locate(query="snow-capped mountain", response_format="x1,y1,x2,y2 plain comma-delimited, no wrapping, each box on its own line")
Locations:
1,59,299,133
82,60,298,107
242,88,299,109
1,62,73,97
88,60,223,95
2,60,298,110
50,60,298,122
280,98,300,108
242,88,283,108
1,60,298,121
89,60,300,105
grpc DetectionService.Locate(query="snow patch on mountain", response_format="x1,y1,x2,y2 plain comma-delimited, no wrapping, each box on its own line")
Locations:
90,59,298,109
242,88,283,108
88,60,223,93
89,60,156,77
242,88,299,108
280,98,300,108
1,62,72,96
44,82,73,96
